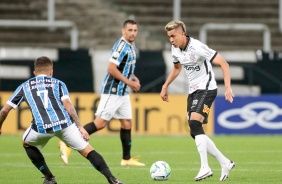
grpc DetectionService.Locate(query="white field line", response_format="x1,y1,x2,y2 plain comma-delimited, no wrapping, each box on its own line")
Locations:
0,149,282,157
1,163,282,173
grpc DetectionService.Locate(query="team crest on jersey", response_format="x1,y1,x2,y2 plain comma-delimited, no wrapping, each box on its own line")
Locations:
189,52,196,63
202,104,210,114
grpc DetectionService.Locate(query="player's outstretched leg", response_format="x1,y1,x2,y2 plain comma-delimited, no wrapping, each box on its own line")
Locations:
193,134,213,181
24,145,57,184
188,120,213,181
120,128,145,166
220,160,235,181
83,148,124,184
58,122,97,164
205,136,235,181
59,141,72,164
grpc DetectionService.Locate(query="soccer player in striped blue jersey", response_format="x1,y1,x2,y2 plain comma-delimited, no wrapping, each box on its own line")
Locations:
59,19,145,167
0,56,124,184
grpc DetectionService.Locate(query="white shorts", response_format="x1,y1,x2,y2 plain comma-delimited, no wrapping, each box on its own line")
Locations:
95,94,132,121
23,123,88,151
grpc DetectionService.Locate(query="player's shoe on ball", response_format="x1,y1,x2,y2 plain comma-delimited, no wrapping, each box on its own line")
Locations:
108,177,124,184
194,167,213,181
43,176,57,184
121,156,145,166
59,141,72,165
220,160,235,181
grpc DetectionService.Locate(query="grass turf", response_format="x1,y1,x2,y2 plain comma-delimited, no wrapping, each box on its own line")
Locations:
0,135,281,183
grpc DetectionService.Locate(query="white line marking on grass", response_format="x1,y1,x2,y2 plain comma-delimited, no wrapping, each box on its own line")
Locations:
1,150,281,157
2,163,282,173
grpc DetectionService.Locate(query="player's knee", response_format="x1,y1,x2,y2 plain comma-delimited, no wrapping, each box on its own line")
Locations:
94,121,107,130
79,144,94,158
24,145,45,164
22,140,29,147
188,120,205,136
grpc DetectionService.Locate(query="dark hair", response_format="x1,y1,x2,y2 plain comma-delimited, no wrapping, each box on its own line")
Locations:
34,56,53,72
123,19,137,28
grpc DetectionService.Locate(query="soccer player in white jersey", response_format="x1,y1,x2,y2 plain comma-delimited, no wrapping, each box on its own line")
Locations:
0,56,124,184
59,20,145,167
160,20,235,181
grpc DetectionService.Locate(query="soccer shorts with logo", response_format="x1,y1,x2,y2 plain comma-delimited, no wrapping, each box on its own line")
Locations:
187,89,217,124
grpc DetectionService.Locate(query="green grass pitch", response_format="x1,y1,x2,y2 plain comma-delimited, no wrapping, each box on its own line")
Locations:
0,135,281,183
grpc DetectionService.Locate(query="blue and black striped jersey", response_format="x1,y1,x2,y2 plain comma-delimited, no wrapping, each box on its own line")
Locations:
7,75,73,133
100,37,137,96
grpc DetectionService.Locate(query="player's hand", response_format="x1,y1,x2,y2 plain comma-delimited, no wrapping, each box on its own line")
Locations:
79,127,90,141
160,87,169,102
129,80,141,92
225,86,234,103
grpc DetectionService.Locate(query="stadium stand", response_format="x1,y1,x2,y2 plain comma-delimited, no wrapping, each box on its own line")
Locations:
109,0,281,51
0,0,71,48
0,0,281,51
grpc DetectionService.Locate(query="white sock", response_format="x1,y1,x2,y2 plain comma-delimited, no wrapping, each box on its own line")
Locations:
195,134,209,169
206,136,229,167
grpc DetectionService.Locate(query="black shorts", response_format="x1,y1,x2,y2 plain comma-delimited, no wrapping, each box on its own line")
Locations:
187,89,217,124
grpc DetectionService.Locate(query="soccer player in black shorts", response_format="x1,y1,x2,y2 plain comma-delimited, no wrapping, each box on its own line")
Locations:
161,20,235,182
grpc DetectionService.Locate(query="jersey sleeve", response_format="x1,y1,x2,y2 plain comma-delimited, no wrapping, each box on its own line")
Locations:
7,85,24,109
195,40,217,63
59,81,70,101
171,46,180,64
109,39,127,65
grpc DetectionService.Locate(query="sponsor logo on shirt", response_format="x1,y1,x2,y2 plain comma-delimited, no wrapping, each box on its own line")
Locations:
43,119,68,129
172,55,179,62
203,104,210,114
183,65,200,71
112,87,116,93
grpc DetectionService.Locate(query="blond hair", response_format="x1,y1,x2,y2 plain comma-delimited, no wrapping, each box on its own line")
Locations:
165,20,186,33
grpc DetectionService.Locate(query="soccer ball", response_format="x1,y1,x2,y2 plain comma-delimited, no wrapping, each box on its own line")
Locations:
150,161,171,181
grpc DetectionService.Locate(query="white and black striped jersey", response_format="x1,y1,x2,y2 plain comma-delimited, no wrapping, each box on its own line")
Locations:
7,75,73,133
100,37,137,96
171,36,218,94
